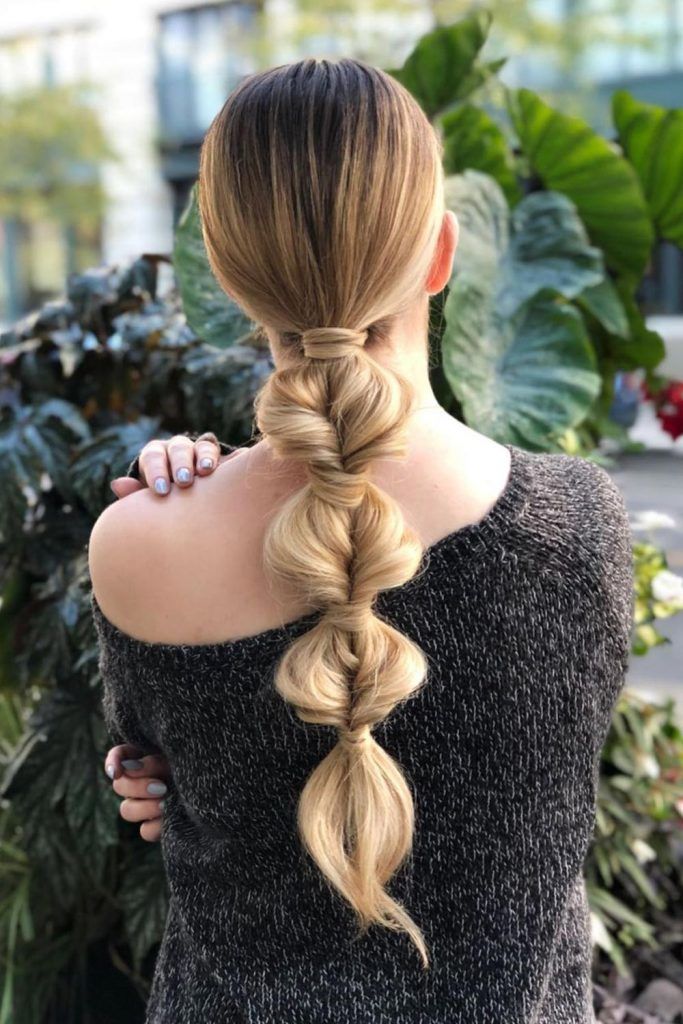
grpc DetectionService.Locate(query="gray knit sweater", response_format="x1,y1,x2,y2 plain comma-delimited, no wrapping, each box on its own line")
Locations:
90,441,635,1024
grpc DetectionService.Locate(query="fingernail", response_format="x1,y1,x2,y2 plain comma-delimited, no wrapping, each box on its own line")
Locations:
199,457,214,470
105,763,116,779
121,758,144,771
154,477,169,495
176,467,192,484
147,782,167,796
159,799,166,811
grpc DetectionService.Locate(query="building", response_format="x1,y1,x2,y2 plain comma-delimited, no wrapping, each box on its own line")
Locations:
0,0,681,324
0,0,430,325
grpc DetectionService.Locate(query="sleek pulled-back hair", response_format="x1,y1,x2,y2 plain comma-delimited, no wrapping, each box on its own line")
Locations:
198,57,445,968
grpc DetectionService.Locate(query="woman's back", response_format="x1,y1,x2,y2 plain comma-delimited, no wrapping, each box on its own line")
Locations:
90,435,634,1023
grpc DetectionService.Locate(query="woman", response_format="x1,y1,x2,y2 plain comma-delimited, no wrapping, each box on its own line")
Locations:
88,57,635,1022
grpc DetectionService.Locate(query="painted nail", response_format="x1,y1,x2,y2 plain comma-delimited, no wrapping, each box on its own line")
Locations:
154,477,169,495
158,799,166,811
121,758,144,771
199,457,214,470
147,782,167,796
176,467,192,484
105,763,115,779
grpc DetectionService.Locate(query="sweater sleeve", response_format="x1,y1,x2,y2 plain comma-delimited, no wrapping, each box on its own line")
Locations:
584,460,636,739
92,597,163,753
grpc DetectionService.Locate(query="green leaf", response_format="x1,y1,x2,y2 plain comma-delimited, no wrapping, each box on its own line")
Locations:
613,90,683,247
0,399,90,540
588,885,658,940
509,88,654,281
2,687,119,895
118,843,168,972
387,11,497,119
593,845,613,887
505,192,606,313
617,848,665,908
610,285,666,371
443,293,600,447
440,171,602,447
70,416,163,518
173,182,253,349
441,104,521,204
577,279,630,338
445,171,605,316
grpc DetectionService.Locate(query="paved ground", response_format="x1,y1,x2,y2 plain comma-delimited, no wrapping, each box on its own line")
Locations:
608,448,683,719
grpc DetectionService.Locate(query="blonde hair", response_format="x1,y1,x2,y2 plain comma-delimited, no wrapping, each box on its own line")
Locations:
198,57,445,968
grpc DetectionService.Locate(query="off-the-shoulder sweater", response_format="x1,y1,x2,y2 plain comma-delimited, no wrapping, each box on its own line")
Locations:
90,440,635,1023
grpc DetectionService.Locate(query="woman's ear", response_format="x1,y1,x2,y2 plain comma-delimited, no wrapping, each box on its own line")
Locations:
425,210,459,295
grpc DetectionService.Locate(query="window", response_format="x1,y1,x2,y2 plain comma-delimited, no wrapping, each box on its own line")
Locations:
157,2,258,143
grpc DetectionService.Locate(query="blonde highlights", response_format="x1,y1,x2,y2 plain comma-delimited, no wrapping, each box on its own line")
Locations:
198,57,445,968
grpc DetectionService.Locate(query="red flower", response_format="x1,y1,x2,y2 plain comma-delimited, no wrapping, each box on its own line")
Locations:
642,379,683,440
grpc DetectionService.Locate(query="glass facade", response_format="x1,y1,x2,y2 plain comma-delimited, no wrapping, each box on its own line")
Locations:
157,2,259,144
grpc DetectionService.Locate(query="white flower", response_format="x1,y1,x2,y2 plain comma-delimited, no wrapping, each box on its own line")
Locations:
635,752,660,779
631,839,657,864
651,569,683,604
630,510,677,532
590,912,613,952
21,483,38,508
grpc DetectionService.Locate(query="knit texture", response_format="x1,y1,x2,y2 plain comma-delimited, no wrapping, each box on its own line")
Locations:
90,441,635,1024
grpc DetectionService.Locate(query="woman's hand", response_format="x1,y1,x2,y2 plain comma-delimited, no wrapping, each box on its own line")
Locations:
104,744,171,842
110,434,223,500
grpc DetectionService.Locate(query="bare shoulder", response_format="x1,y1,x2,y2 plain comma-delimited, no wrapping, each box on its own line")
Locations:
88,486,177,627
87,441,298,642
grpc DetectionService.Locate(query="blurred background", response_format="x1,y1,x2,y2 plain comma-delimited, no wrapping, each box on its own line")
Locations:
0,3,682,1021
0,0,682,325
2,0,679,714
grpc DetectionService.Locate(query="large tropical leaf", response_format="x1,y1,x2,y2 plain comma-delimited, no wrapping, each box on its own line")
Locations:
0,399,90,542
612,90,683,247
441,104,520,204
1,686,119,896
173,183,253,349
509,88,654,282
70,416,163,518
118,843,168,972
441,171,601,447
444,171,605,314
577,279,630,339
603,285,666,372
386,11,503,120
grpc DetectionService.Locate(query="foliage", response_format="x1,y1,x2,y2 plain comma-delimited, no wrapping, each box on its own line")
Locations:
441,103,521,204
388,12,677,458
0,260,270,1023
441,172,602,446
172,184,253,349
0,10,682,1021
0,83,116,224
612,90,683,248
176,11,679,458
508,88,654,282
631,541,683,656
589,692,683,973
386,11,504,119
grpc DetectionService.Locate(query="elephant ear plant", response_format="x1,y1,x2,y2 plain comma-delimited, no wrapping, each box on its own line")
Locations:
440,171,604,448
386,10,676,459
0,11,682,1024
